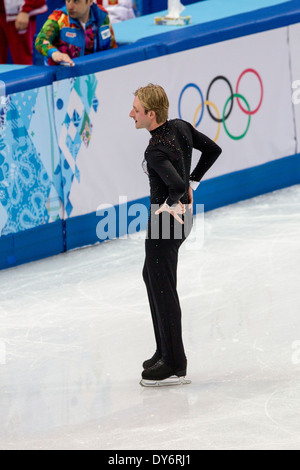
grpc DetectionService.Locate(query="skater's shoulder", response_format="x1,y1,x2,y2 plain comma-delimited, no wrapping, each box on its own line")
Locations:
172,118,193,130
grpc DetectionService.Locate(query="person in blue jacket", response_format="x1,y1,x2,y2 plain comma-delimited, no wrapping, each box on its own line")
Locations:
35,0,117,66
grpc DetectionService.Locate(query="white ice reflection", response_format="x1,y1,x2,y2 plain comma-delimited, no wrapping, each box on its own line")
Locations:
0,185,300,450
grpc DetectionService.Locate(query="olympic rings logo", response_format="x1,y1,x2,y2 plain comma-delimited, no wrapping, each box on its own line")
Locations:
178,69,263,141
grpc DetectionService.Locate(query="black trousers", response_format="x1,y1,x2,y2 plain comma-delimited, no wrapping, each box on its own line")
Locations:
142,209,192,372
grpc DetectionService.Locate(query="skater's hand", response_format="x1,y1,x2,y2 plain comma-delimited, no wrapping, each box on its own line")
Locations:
188,186,193,215
155,201,186,224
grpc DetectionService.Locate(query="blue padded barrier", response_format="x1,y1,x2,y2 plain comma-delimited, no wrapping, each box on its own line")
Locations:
130,1,300,55
0,221,64,270
53,42,163,81
0,66,56,95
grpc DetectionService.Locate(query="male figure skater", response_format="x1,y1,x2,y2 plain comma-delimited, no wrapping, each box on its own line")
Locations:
129,84,222,385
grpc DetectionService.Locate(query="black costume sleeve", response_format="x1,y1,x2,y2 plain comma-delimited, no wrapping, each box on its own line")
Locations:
146,152,186,207
189,126,222,183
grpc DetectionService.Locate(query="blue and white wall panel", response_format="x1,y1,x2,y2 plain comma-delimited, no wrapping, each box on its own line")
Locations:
0,81,64,268
1,2,300,270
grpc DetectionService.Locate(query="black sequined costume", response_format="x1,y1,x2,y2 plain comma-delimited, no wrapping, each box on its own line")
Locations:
142,119,222,375
145,119,221,206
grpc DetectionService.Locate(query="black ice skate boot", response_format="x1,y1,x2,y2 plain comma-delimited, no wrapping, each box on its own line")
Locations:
142,350,161,370
142,359,174,381
140,359,190,387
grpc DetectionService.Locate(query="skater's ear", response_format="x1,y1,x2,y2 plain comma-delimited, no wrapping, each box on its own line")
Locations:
148,109,157,122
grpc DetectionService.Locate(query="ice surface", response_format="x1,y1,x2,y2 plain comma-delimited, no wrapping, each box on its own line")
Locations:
0,185,300,450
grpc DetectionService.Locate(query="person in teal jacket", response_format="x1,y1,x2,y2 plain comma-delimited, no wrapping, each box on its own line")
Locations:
35,0,117,66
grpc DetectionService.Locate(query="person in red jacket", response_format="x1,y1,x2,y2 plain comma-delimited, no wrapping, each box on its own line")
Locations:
0,0,47,64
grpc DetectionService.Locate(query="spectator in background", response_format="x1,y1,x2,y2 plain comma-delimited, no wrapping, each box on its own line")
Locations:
0,0,47,64
98,0,135,23
35,0,117,66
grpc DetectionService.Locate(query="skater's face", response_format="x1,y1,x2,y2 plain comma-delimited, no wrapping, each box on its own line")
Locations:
130,96,154,131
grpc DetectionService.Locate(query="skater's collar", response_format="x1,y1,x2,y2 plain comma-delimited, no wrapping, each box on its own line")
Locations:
150,120,168,135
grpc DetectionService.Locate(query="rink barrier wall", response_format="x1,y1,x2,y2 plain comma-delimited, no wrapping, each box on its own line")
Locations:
1,0,300,270
0,221,64,270
2,0,300,89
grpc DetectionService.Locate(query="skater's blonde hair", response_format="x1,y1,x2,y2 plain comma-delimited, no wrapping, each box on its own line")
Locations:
134,84,169,124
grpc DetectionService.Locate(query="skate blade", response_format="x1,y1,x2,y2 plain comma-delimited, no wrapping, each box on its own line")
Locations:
140,376,191,387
